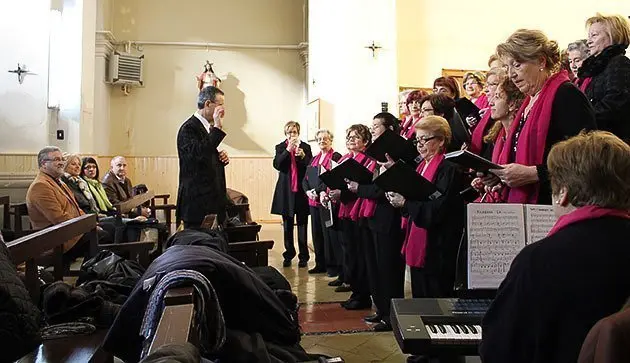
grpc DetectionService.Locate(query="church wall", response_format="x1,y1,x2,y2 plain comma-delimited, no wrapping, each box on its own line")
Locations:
397,0,630,89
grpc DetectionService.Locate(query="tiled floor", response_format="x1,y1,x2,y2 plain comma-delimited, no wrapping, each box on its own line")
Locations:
259,223,410,363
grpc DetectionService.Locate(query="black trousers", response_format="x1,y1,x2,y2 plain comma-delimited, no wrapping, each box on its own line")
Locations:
341,219,370,303
369,228,405,322
309,206,326,269
282,214,309,262
410,267,450,298
319,206,343,277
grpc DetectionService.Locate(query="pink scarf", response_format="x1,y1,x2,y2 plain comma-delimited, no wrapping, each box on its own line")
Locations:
286,140,299,193
401,153,445,267
307,150,335,207
474,93,489,110
337,152,377,221
547,206,630,237
578,77,592,93
498,70,570,204
401,115,420,139
469,111,493,155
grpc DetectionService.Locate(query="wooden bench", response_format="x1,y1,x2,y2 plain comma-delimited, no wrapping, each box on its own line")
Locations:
147,286,197,355
6,214,99,302
150,193,176,235
227,240,274,267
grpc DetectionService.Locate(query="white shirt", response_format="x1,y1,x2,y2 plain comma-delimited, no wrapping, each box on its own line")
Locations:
194,111,212,133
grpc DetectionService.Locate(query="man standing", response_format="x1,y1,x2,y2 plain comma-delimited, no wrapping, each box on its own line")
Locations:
177,86,230,228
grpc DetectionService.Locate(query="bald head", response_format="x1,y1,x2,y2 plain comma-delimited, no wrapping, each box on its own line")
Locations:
110,156,128,178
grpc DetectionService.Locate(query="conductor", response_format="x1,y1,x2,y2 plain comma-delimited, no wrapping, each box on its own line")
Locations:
176,86,230,228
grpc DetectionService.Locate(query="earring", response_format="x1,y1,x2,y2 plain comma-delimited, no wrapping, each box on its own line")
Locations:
554,200,560,205
539,68,544,72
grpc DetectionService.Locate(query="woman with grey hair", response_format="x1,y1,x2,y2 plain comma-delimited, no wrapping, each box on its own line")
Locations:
302,129,343,277
567,39,589,80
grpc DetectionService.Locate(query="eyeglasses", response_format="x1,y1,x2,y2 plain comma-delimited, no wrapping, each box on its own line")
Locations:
412,136,437,146
83,165,97,170
44,158,65,163
346,135,362,141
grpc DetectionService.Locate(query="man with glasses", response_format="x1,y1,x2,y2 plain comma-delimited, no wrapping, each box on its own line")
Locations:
26,146,106,267
177,85,231,228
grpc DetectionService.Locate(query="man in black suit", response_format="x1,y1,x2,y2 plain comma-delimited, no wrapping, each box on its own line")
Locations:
176,86,230,228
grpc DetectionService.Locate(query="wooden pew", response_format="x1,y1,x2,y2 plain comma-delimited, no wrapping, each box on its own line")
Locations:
150,193,176,235
116,190,155,216
9,202,29,233
1,195,9,229
147,286,197,355
227,240,274,267
6,214,99,302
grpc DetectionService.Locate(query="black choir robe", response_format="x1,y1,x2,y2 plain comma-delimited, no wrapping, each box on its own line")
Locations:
270,141,312,218
480,216,630,363
404,161,466,291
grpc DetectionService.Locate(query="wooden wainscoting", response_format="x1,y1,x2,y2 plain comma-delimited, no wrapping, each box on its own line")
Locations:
0,154,281,223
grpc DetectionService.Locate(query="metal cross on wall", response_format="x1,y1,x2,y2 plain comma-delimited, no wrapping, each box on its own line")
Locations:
365,41,382,58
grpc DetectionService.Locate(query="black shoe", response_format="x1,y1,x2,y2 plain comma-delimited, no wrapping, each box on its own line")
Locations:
364,313,382,323
344,299,372,310
373,321,392,332
328,278,343,287
326,271,339,278
334,284,352,292
282,259,291,267
298,260,308,268
308,266,326,274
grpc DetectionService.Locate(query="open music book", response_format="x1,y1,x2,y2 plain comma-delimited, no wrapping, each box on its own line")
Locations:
467,203,557,289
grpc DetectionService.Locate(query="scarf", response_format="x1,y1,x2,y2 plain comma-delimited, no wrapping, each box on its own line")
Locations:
66,174,98,213
286,140,299,193
578,77,592,93
337,152,377,221
547,205,630,237
307,150,335,207
474,93,489,110
401,153,445,267
469,111,493,155
400,115,420,139
498,70,570,204
84,177,113,212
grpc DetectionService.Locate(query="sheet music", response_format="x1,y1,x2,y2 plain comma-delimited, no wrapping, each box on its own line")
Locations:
525,204,557,245
467,204,527,289
330,160,339,169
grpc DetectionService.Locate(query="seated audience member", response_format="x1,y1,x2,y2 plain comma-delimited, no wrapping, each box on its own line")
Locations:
567,39,589,81
102,156,149,217
61,154,99,215
80,156,116,215
577,13,630,142
480,131,630,363
387,116,465,299
484,29,596,205
26,147,108,265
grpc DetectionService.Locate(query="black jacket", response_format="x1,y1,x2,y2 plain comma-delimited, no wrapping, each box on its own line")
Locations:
578,44,630,142
103,245,302,363
404,161,466,278
176,115,228,224
480,216,630,363
270,141,312,217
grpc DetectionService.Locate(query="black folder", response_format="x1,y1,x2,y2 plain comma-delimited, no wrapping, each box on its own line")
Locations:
374,161,442,201
445,150,503,172
319,158,374,190
365,130,419,163
455,97,481,120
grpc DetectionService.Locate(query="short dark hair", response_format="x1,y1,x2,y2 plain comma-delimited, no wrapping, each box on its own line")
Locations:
406,90,429,108
80,156,101,180
420,94,455,120
197,86,224,109
373,112,400,134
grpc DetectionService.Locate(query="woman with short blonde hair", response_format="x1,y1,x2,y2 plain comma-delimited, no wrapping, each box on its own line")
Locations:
577,13,630,142
62,153,99,214
483,29,596,205
481,131,630,363
387,116,465,299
